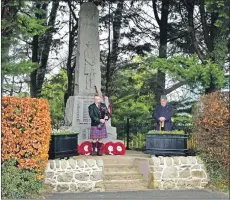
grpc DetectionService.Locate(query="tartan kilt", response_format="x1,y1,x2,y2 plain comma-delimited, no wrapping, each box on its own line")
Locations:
90,126,108,139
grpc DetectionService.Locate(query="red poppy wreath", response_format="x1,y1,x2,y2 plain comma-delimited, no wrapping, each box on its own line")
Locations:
104,142,115,155
114,142,126,155
79,141,92,155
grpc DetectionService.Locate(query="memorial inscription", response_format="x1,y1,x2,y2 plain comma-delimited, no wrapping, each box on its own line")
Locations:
75,96,94,124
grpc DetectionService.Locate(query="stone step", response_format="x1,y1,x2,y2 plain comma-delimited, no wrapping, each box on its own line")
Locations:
126,150,146,154
104,164,139,173
126,154,151,158
103,157,134,165
104,188,151,192
104,172,143,180
104,180,148,191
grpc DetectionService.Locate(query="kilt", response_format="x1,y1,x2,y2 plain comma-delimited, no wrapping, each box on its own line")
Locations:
90,126,108,139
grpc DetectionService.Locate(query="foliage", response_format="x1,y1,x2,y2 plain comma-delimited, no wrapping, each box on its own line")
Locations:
111,66,157,126
192,91,229,192
1,159,43,199
1,1,49,95
205,0,230,31
1,96,51,174
172,116,192,123
129,133,146,150
199,153,229,193
3,60,38,76
17,13,48,37
51,130,76,135
138,55,227,90
42,69,67,129
148,130,185,134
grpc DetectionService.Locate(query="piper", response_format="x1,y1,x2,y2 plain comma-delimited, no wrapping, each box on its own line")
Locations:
88,94,111,156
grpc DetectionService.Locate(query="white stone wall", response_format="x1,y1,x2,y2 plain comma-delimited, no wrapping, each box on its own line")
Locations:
149,156,209,189
45,159,104,192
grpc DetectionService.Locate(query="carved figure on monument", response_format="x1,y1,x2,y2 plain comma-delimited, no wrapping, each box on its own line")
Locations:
84,42,96,89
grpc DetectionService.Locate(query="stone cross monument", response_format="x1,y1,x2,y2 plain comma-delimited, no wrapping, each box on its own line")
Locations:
64,2,118,144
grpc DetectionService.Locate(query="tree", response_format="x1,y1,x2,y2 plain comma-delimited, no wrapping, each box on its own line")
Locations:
111,60,157,126
42,69,67,128
152,0,170,101
1,1,46,96
141,55,226,94
30,1,60,97
184,0,230,93
64,1,79,106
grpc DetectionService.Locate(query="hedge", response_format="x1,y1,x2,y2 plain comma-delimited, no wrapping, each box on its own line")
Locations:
192,91,229,191
1,96,51,177
1,159,44,199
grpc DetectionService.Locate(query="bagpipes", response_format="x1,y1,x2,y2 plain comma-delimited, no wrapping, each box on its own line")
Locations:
94,85,112,114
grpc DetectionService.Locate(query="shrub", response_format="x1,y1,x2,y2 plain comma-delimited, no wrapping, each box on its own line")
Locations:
192,91,229,192
1,96,51,174
129,133,146,149
1,159,43,199
51,129,76,135
148,130,185,134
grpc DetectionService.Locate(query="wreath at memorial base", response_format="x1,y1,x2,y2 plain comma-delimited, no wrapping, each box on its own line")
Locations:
78,141,126,155
104,141,115,155
78,141,92,155
114,142,126,155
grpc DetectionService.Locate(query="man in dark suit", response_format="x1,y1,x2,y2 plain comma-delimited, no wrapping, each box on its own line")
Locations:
154,95,173,131
88,94,111,156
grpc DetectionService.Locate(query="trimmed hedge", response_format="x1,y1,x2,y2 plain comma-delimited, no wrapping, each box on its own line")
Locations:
1,96,51,176
1,159,43,199
193,91,229,192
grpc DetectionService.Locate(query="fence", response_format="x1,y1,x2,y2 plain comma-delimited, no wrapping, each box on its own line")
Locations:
113,118,195,151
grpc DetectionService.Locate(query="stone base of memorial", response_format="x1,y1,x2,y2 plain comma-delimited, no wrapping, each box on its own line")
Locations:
48,130,78,159
145,130,188,156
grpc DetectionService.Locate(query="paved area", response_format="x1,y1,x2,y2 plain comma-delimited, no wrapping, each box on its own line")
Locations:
44,190,229,200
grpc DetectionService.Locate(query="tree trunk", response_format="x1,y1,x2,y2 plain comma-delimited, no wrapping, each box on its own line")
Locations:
152,0,170,101
30,1,59,97
105,0,124,96
105,2,111,96
185,0,219,94
64,1,78,106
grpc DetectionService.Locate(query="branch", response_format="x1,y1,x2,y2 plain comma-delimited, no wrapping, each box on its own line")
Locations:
165,80,188,94
199,0,210,51
152,0,161,25
185,0,206,63
167,24,203,43
67,0,78,22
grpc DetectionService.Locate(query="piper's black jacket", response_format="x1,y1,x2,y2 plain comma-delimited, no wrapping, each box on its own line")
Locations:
88,103,111,126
